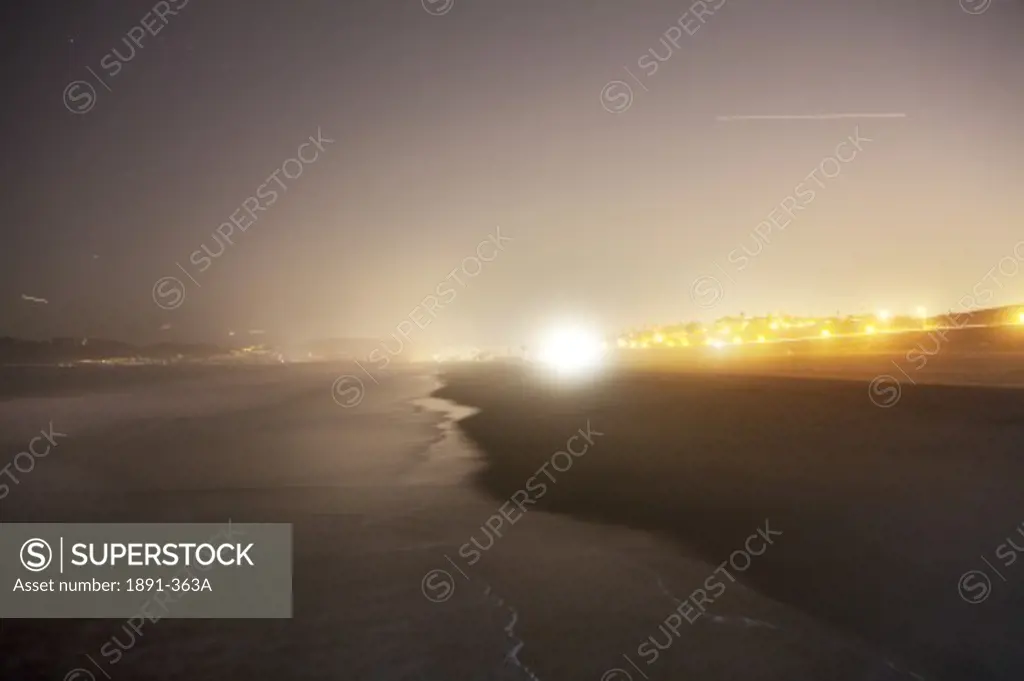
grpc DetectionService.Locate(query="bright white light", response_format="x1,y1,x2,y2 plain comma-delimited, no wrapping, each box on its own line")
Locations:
537,327,606,376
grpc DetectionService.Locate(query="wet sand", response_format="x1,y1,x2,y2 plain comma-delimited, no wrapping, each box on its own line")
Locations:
436,361,1024,681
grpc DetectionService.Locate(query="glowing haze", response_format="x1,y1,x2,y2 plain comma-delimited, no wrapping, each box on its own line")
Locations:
2,0,1022,347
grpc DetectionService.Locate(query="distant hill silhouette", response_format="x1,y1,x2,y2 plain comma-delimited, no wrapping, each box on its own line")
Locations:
0,335,411,365
0,337,228,365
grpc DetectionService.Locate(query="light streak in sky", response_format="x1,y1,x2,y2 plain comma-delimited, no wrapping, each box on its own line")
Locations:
716,113,908,121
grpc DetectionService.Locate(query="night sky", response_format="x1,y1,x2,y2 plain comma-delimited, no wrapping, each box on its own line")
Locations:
2,0,1022,347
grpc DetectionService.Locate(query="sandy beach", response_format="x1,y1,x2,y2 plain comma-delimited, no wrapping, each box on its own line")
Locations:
435,360,1024,681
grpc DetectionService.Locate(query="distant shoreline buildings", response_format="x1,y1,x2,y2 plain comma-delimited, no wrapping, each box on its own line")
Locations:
614,305,1024,350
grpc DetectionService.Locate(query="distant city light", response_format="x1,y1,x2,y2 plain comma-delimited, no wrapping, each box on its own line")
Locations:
612,303,1024,357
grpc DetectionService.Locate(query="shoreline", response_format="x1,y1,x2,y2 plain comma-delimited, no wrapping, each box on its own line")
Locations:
434,363,1024,681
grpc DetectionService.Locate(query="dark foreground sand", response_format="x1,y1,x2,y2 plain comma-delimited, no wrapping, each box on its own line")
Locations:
435,362,1024,681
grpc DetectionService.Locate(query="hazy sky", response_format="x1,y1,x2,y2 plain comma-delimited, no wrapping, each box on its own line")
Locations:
2,0,1023,346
